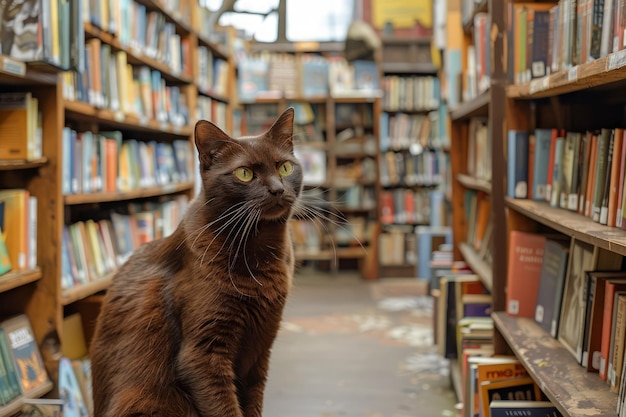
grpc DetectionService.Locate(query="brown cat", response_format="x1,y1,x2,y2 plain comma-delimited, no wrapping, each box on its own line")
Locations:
89,108,302,417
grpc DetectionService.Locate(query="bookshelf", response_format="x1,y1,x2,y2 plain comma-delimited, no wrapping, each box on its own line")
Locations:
239,94,381,280
377,36,447,279
443,0,626,415
0,0,236,407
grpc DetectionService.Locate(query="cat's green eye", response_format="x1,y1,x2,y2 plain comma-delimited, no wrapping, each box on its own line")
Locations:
234,167,254,182
279,161,294,177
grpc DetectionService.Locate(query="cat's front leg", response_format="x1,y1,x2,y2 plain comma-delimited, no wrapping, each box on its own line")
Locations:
239,349,271,417
177,342,244,417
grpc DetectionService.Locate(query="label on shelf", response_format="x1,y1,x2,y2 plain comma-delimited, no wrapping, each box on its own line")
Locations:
608,49,626,71
568,66,578,82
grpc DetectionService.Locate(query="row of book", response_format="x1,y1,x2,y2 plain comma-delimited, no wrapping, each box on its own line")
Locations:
466,118,491,183
63,48,190,128
380,189,436,226
1,0,82,71
465,12,491,100
379,112,432,152
61,128,194,195
508,128,626,229
464,190,493,264
335,158,377,186
237,53,380,101
0,314,51,408
508,1,626,85
197,46,229,97
381,75,440,112
62,195,188,290
505,230,626,406
0,190,37,277
0,92,42,161
378,226,418,266
197,96,228,131
380,149,444,188
85,0,192,78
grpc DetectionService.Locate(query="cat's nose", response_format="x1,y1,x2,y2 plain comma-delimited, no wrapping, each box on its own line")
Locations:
268,178,284,195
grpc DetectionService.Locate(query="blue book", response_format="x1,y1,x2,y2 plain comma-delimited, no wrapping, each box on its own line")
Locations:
507,130,529,198
379,112,389,152
532,129,553,201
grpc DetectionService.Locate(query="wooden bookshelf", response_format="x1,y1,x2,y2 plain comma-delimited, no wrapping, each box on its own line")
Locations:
456,173,491,194
0,380,54,417
493,313,617,417
0,269,43,294
458,243,492,292
449,91,490,121
64,182,194,205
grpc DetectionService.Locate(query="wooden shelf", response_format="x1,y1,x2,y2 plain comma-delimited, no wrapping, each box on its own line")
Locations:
64,100,193,137
506,198,626,257
62,276,113,306
508,49,626,99
458,243,492,292
382,107,439,114
0,158,47,171
336,247,367,259
0,380,54,417
456,173,491,194
492,312,617,417
0,269,42,294
197,88,230,103
294,250,334,261
449,92,490,121
64,181,194,205
0,55,59,85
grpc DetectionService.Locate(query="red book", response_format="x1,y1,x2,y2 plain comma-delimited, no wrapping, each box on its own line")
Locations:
506,230,546,318
600,279,626,380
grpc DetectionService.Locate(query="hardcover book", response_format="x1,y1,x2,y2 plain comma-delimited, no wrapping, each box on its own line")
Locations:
0,314,51,395
506,231,546,318
534,238,569,337
489,400,563,417
480,377,542,417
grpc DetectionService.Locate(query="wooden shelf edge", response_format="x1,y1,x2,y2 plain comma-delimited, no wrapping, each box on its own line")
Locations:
63,100,193,137
294,250,334,261
492,312,617,417
381,62,438,74
0,379,54,417
458,243,492,292
62,276,113,306
0,269,43,294
0,158,47,171
506,198,626,257
456,174,491,194
507,50,626,99
449,92,490,121
64,181,194,205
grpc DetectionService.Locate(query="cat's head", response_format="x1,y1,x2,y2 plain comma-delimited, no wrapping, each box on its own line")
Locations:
194,108,303,222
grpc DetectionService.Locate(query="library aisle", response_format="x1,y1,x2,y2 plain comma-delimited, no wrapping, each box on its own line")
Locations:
264,269,457,417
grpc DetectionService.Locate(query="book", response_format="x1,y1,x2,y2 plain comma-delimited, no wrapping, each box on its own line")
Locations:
480,377,542,417
560,242,623,364
58,356,89,417
534,238,570,337
507,130,529,198
506,231,546,318
532,128,553,201
0,189,29,271
0,91,39,160
584,272,626,372
0,314,51,395
489,400,563,417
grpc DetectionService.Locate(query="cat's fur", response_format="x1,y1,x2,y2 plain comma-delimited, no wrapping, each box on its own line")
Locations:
90,108,302,417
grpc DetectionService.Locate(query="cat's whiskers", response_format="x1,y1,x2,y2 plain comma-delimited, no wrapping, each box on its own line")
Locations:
237,209,264,287
183,200,248,251
202,201,257,266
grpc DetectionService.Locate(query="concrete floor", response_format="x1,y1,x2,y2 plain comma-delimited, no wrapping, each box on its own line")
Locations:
264,268,458,417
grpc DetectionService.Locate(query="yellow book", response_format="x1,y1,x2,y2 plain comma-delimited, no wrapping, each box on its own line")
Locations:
0,190,28,271
85,219,105,277
0,92,33,160
115,51,128,114
50,0,60,65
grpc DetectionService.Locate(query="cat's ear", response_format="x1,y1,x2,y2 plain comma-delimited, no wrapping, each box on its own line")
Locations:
194,119,233,169
266,107,295,151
